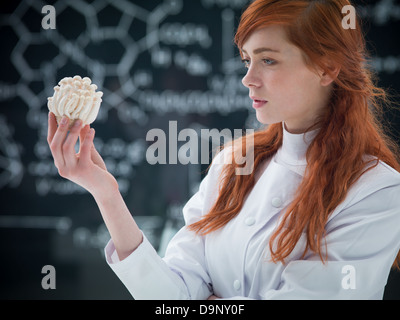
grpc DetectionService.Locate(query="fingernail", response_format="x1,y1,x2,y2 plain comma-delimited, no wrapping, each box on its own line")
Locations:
74,119,82,127
60,117,68,125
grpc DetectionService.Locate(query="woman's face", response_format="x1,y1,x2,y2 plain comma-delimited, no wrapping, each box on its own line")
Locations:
241,25,333,133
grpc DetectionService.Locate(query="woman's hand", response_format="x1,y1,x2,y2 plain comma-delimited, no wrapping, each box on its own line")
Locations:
47,112,118,198
207,295,220,300
48,111,142,260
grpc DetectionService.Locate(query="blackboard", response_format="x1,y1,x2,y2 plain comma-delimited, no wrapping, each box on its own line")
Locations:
0,0,399,299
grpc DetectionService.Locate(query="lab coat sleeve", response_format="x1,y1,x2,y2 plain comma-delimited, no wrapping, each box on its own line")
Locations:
104,149,227,300
259,173,400,300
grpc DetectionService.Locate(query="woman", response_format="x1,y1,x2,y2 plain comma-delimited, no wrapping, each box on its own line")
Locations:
47,0,400,299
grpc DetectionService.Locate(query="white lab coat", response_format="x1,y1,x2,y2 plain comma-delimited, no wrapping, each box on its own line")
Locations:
104,125,400,300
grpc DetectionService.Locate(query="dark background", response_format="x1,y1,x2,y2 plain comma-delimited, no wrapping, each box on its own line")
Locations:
0,0,399,299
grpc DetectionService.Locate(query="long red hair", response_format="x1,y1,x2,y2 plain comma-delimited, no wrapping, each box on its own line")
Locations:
189,0,400,268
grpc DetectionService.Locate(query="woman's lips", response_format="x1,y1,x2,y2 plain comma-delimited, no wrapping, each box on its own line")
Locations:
251,98,268,109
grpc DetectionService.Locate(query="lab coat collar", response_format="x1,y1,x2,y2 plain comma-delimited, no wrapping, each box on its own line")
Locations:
274,122,319,175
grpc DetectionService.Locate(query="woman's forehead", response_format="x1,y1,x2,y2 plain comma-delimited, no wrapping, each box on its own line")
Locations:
241,26,288,51
241,26,299,58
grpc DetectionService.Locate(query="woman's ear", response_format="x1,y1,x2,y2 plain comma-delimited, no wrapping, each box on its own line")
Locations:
319,63,340,87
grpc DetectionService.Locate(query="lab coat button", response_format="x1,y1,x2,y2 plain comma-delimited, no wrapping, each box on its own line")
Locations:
271,197,283,208
233,280,241,291
245,217,255,226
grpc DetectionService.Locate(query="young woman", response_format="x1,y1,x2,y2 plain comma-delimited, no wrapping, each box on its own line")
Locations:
47,0,400,299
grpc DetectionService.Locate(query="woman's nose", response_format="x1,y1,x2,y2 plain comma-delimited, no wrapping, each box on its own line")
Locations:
242,67,262,88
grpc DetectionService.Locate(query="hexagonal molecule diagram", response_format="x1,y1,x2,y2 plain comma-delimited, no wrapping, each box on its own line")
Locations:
0,0,252,196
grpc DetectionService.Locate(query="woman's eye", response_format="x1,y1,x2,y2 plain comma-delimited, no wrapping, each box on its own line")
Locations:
263,59,276,65
241,58,276,68
241,59,250,68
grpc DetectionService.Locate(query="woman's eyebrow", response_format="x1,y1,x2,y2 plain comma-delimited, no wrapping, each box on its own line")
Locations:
241,47,281,55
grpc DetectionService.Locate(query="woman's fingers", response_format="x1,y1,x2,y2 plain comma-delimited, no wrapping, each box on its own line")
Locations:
47,112,57,145
48,115,83,174
79,127,95,164
91,143,107,171
80,128,107,171
62,119,82,165
79,124,90,146
49,115,70,168
48,114,104,183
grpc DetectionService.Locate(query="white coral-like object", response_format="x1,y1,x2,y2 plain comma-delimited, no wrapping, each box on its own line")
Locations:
47,75,103,127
